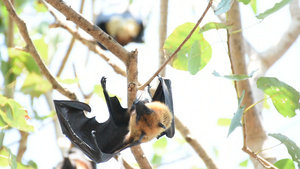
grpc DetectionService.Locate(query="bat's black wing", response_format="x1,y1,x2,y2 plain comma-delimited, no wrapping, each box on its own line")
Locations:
54,76,174,163
54,77,132,163
152,77,175,138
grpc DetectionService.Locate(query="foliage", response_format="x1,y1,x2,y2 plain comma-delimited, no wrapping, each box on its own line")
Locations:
0,94,34,132
257,77,300,117
1,0,299,168
214,0,234,15
274,159,295,169
164,23,212,75
269,133,300,164
213,70,257,81
227,90,245,137
256,0,294,19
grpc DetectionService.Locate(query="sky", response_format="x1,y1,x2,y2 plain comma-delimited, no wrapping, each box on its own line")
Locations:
1,0,300,168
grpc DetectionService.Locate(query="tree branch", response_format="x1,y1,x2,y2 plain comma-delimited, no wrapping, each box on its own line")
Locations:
126,50,152,169
260,0,300,69
158,0,169,77
40,0,127,77
44,0,130,64
3,0,77,100
50,22,127,77
227,1,277,168
16,131,29,162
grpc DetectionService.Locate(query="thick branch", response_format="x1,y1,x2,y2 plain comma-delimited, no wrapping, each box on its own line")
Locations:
175,116,218,169
228,0,266,141
126,50,152,169
45,0,130,64
3,0,77,100
158,0,169,77
228,1,272,168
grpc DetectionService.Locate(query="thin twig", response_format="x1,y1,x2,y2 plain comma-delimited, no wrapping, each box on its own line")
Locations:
50,22,127,77
138,0,213,90
55,0,85,77
3,0,77,100
56,37,75,77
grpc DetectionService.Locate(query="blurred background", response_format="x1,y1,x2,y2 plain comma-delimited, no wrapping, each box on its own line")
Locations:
1,0,300,168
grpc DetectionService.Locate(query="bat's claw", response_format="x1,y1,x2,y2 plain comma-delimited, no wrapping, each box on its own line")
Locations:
101,77,107,89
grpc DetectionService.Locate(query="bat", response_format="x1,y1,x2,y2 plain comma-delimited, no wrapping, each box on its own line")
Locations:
56,147,96,169
95,11,144,50
54,76,174,163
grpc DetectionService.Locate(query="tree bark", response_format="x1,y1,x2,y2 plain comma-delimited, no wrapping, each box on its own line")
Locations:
227,1,273,168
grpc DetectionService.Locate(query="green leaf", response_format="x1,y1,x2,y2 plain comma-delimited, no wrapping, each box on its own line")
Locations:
57,77,79,84
0,95,35,132
274,158,295,169
163,23,212,75
0,146,17,169
238,0,250,5
152,138,167,165
93,84,105,99
256,0,293,19
269,133,300,164
257,77,300,117
228,90,245,137
213,70,257,81
199,22,232,34
188,41,202,75
153,137,168,150
151,154,162,165
8,48,40,75
33,38,48,63
239,159,249,167
21,72,52,98
217,118,231,126
214,0,234,15
34,1,47,13
250,0,257,14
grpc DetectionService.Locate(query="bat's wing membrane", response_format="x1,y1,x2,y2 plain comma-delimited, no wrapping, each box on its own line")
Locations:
152,77,175,138
54,100,116,163
54,77,174,163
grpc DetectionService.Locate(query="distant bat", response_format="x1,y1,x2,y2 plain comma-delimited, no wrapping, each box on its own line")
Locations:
54,76,174,163
95,11,144,49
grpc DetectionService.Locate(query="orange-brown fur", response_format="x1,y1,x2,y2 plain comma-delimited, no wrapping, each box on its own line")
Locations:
125,101,172,143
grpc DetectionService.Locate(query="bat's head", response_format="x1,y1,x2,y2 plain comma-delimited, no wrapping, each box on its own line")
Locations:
127,101,172,143
105,12,143,46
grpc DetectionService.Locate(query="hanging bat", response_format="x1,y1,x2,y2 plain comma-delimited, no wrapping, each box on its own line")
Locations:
54,76,174,163
95,11,144,50
56,147,96,169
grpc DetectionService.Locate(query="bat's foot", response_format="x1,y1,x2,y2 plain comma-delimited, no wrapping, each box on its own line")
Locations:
101,76,107,89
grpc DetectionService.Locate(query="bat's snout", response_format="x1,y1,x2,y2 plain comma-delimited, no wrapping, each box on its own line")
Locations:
133,101,153,121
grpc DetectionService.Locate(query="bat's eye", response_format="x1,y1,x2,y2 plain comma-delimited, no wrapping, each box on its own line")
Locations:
158,122,166,129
